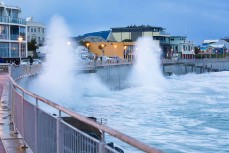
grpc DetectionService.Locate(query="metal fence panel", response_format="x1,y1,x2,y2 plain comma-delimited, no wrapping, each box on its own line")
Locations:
61,121,100,153
23,99,36,152
14,91,23,135
37,109,57,153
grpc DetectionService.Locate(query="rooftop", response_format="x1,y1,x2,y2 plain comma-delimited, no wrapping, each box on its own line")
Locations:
111,25,165,30
74,30,110,42
0,2,21,10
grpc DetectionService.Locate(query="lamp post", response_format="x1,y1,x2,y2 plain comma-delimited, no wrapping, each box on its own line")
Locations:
18,36,23,64
67,41,71,46
101,44,104,56
223,47,225,58
215,50,218,60
86,43,90,51
114,45,117,57
124,46,127,59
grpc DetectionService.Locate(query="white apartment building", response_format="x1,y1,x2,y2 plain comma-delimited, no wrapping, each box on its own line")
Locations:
0,2,27,62
26,17,46,45
170,36,194,59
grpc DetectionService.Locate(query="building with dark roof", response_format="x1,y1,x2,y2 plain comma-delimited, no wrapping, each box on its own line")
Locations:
108,25,171,57
74,30,111,42
109,25,169,43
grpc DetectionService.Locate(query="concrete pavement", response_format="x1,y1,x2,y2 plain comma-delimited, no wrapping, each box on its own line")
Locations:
0,71,32,153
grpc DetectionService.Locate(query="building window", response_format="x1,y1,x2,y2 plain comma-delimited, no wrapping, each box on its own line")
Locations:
10,26,19,40
21,43,26,58
34,28,36,32
0,25,9,39
11,10,18,18
31,28,33,32
11,43,19,57
0,43,9,57
19,27,26,40
42,28,45,33
38,28,40,32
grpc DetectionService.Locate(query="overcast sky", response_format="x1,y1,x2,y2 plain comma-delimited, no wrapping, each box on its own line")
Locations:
5,0,229,45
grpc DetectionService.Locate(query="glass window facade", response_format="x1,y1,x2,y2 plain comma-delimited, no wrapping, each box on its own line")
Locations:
11,43,19,57
11,10,19,18
0,43,9,57
19,26,26,40
0,25,9,39
21,43,26,57
10,26,19,40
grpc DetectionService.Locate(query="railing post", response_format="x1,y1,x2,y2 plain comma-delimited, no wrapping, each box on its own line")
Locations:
12,85,18,135
21,91,27,149
35,98,38,153
57,110,61,153
98,131,105,153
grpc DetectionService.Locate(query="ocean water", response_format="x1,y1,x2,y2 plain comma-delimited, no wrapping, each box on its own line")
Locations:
22,71,229,153
72,72,229,153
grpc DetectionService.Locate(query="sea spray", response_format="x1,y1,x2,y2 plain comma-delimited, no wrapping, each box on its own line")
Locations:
129,37,167,89
29,16,107,106
32,16,78,104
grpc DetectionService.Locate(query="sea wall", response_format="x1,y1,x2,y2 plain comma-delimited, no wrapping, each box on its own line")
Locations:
162,59,229,75
95,59,229,89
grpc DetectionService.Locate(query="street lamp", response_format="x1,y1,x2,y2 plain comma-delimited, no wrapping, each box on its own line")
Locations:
124,46,127,59
18,36,23,64
114,45,117,57
67,41,71,46
215,49,218,60
101,44,105,56
86,43,90,51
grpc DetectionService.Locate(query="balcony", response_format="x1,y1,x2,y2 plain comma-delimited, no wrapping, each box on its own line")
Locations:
0,16,26,25
10,34,26,41
159,31,170,36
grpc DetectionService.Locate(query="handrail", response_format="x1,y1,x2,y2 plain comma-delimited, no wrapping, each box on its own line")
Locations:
9,65,163,153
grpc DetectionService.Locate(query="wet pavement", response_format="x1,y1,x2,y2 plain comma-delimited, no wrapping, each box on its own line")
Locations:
0,72,32,153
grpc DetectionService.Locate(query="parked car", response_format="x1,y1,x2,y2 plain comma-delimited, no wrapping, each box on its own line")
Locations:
109,56,123,63
97,56,114,63
33,59,43,64
21,59,43,65
20,59,30,65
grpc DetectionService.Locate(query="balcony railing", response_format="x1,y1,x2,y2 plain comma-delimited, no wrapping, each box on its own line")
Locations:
159,31,170,36
0,16,26,25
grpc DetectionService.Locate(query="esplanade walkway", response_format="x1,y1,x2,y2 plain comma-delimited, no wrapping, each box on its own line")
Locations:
0,71,33,153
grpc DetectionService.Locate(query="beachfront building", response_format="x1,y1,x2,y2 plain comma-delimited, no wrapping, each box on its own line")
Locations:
75,25,171,58
108,25,171,57
26,17,46,45
169,36,195,59
200,39,229,58
75,25,196,60
0,2,27,62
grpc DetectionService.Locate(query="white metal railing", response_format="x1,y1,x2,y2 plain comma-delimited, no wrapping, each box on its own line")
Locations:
76,59,133,71
8,64,163,153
